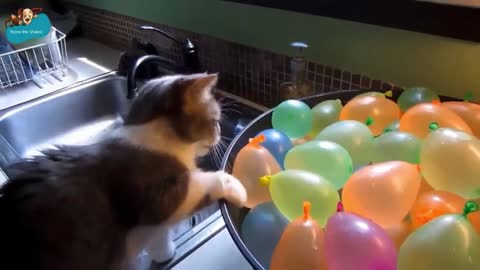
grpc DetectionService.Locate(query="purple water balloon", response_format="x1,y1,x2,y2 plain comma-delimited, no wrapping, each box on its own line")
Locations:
325,212,398,270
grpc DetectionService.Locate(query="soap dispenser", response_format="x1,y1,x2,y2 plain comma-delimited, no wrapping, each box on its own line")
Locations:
279,42,314,101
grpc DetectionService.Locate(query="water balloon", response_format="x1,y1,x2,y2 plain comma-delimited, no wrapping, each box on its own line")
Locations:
416,177,434,200
384,219,413,250
232,135,282,208
399,102,472,139
255,129,293,169
398,202,480,270
410,190,465,229
420,128,480,199
308,99,343,138
284,140,353,189
270,202,328,270
272,99,312,139
315,120,375,167
397,87,439,112
262,170,339,226
340,95,401,136
342,161,421,227
384,120,400,133
372,131,421,164
442,100,480,138
241,201,289,269
325,207,397,270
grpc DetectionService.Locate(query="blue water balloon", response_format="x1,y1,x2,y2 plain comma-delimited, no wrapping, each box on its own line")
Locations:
241,201,289,269
255,129,293,169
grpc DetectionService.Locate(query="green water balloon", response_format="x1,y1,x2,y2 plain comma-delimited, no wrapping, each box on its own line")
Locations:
308,99,343,137
397,87,440,112
272,100,312,139
373,131,421,164
398,202,480,270
315,120,375,167
384,120,400,133
284,140,353,189
262,170,339,227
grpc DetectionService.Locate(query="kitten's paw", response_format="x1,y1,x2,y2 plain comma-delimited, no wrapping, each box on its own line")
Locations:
215,171,247,207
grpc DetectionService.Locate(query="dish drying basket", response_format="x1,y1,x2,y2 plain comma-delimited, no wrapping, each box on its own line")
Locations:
0,27,69,89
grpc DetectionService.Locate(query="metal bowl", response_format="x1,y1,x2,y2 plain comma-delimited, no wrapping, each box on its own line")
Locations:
220,89,463,269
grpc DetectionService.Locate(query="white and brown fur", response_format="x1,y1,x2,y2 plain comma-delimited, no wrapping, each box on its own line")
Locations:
0,73,247,270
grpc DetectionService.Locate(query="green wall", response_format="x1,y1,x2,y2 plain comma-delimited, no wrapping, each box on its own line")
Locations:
71,0,479,100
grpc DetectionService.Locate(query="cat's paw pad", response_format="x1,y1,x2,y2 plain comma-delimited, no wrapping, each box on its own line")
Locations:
215,171,247,207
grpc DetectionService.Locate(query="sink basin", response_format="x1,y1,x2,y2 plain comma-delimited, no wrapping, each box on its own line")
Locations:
0,73,129,166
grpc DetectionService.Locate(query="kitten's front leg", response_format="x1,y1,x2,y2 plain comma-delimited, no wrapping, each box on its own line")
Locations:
169,170,247,223
205,171,248,207
146,171,246,266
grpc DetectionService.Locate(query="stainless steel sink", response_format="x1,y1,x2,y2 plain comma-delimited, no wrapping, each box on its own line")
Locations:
0,72,129,166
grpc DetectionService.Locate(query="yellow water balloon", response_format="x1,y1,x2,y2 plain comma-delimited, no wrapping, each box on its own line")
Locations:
420,128,480,199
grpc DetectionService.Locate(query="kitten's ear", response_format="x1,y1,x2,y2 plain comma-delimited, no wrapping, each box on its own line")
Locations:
186,73,218,94
182,73,218,109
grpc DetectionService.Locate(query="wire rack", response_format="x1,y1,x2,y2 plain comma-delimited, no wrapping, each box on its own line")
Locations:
0,27,69,89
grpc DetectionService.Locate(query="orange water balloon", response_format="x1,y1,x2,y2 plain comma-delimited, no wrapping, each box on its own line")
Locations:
232,135,282,208
469,208,480,235
416,177,434,199
384,219,413,250
342,161,421,227
442,101,480,138
399,102,472,139
270,201,328,270
340,95,400,136
410,190,465,229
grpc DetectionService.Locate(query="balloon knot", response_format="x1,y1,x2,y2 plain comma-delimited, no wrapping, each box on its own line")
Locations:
431,99,441,105
416,164,421,173
248,134,265,148
259,175,272,186
464,91,473,102
384,90,393,98
337,201,344,213
463,201,479,217
365,117,374,126
335,99,342,105
429,122,439,131
303,201,311,221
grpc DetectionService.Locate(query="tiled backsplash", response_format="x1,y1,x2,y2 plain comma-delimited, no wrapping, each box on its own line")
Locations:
67,3,402,107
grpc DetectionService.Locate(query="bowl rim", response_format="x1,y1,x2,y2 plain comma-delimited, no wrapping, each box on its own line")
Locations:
219,89,361,270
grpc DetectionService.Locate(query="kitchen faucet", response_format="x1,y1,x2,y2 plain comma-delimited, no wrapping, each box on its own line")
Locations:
126,25,202,99
138,25,201,74
126,55,176,99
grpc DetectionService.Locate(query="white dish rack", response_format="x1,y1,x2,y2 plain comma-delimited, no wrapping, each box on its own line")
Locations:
0,27,69,89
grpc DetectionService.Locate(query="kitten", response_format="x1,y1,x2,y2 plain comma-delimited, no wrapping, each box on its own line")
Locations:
0,73,247,270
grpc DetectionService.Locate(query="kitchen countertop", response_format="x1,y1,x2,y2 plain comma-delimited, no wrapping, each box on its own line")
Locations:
0,37,121,110
0,36,254,270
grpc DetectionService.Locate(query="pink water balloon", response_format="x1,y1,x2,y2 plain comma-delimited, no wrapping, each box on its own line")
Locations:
325,206,398,270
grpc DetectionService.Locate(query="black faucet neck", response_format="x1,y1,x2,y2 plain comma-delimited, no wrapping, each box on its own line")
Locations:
138,25,202,74
126,55,176,99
